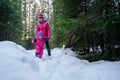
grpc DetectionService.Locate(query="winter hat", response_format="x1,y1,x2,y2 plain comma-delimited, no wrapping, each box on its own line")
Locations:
38,13,44,18
38,31,43,36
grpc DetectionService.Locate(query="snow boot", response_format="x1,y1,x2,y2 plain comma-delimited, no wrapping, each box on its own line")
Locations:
35,52,39,57
47,48,51,56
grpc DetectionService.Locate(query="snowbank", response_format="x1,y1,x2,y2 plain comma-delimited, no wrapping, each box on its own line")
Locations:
0,41,39,80
0,41,120,80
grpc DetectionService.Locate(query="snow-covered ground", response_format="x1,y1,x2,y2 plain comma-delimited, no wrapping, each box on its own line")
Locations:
0,41,120,80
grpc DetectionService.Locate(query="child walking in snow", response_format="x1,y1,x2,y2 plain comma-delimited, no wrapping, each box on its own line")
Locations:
32,13,51,58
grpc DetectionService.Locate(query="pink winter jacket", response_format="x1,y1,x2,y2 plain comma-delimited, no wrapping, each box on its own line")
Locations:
36,20,51,40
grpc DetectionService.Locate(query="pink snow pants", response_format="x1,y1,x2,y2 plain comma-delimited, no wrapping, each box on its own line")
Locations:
35,38,44,58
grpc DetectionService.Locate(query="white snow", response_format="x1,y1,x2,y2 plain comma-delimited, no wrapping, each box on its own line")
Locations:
0,41,120,80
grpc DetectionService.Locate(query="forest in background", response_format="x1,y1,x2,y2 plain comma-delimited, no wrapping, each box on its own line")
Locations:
0,0,52,49
52,0,120,61
0,0,120,61
0,0,23,44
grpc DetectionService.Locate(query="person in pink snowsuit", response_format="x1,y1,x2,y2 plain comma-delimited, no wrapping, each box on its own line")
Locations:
33,13,51,58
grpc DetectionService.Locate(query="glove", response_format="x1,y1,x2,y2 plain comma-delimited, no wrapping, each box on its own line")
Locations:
44,36,50,41
32,38,37,43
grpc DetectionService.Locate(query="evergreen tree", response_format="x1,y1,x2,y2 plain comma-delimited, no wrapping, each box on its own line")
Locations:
52,0,120,61
0,0,24,44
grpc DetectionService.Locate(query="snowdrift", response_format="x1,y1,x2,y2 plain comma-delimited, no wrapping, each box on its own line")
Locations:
0,41,120,80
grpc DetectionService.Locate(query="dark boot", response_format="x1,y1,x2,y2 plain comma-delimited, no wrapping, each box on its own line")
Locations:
47,48,51,56
35,52,38,57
